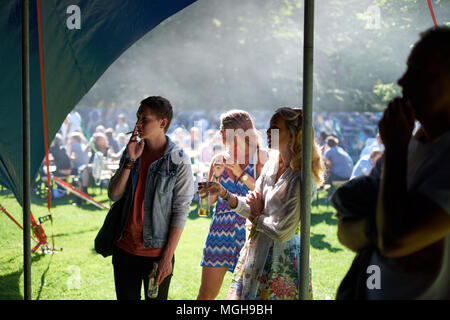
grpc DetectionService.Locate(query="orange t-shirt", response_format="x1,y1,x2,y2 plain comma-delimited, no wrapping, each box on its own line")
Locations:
115,147,164,257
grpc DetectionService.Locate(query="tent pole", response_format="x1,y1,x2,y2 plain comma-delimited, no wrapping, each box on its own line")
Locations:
299,0,314,300
22,0,32,300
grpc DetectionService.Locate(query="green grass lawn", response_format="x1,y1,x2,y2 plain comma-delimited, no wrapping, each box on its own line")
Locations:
0,187,354,300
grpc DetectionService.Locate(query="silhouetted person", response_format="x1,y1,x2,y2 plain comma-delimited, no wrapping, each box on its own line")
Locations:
336,26,450,299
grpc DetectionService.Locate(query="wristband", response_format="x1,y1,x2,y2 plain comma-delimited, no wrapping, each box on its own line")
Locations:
240,173,249,183
219,188,232,203
125,153,136,162
123,159,135,169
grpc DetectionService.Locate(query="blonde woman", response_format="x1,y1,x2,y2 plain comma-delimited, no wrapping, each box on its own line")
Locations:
197,110,268,300
199,107,325,300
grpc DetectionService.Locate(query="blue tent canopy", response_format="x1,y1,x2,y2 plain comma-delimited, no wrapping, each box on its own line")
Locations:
0,0,197,205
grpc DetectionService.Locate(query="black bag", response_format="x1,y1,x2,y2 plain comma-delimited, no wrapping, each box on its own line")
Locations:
336,246,374,299
332,176,378,299
94,179,133,257
332,158,383,300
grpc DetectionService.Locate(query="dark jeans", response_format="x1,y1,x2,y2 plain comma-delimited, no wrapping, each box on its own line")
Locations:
112,245,174,300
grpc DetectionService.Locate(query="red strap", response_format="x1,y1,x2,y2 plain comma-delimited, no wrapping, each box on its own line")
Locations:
426,0,438,27
36,0,51,210
0,204,23,230
0,204,48,251
30,212,48,246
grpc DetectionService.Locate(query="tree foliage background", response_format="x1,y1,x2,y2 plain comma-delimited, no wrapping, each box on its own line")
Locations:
78,0,450,112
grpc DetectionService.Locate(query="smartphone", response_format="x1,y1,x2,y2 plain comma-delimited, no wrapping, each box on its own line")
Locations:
198,181,215,189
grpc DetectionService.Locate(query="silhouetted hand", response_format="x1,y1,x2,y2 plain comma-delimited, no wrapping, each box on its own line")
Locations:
378,97,415,149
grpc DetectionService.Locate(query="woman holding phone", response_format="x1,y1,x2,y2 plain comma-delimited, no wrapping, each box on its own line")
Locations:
196,110,268,300
199,107,325,300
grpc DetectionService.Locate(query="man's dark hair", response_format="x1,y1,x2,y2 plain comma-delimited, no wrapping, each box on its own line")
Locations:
415,26,450,72
326,136,338,148
140,96,173,133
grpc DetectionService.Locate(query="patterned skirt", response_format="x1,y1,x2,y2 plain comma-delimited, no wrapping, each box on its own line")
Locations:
200,200,247,273
227,227,313,300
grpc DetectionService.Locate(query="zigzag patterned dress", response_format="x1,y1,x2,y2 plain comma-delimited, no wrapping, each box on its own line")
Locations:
200,163,255,272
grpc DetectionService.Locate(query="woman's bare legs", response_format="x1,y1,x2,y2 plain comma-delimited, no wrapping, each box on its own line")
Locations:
196,266,229,300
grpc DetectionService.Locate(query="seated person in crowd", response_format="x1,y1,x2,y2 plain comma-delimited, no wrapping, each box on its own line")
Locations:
317,131,329,149
67,132,89,176
323,136,353,184
359,133,384,159
76,132,111,200
116,133,128,151
105,128,121,154
49,133,72,177
350,149,383,180
114,113,130,135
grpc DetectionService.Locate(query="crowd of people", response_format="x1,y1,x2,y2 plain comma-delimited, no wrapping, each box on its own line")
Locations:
39,111,129,203
43,26,450,300
44,106,381,206
50,108,381,177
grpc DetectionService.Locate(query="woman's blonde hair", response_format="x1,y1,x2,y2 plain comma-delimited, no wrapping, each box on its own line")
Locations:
272,107,325,186
219,109,262,150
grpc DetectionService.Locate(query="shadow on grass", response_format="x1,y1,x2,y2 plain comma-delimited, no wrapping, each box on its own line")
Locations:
90,247,100,255
36,253,53,300
0,270,23,299
312,189,331,205
311,209,338,227
188,197,338,229
0,253,46,300
53,226,100,239
31,187,111,213
310,233,342,253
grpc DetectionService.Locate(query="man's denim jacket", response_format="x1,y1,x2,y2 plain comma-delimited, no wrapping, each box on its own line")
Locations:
109,136,194,248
